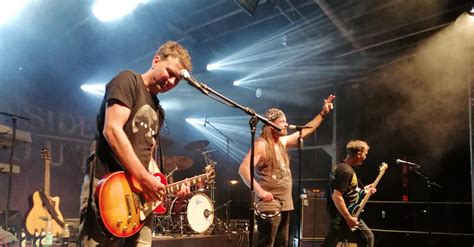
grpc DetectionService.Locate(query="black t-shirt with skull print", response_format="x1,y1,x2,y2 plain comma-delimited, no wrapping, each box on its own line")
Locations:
94,70,164,178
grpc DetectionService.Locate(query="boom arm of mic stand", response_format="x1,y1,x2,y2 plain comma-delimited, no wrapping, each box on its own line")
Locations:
187,78,281,247
188,81,282,132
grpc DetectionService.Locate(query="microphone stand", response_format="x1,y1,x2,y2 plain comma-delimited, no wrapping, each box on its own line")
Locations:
408,166,441,238
296,129,303,243
204,119,235,164
0,111,30,229
185,80,281,247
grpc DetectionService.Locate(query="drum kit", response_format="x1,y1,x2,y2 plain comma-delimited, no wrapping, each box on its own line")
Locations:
153,140,229,236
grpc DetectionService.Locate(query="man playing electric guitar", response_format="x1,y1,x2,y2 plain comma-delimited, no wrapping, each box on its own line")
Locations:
322,140,376,247
78,41,192,246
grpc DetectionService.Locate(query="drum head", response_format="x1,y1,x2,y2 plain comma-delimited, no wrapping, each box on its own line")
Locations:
186,193,214,233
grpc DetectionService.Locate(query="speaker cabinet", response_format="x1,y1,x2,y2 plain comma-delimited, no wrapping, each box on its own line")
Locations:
300,197,330,240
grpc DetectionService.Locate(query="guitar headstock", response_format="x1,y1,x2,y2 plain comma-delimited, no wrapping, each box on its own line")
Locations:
41,148,51,162
204,165,215,180
379,162,389,173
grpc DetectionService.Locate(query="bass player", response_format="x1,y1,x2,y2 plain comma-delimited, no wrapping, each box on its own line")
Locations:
322,140,376,247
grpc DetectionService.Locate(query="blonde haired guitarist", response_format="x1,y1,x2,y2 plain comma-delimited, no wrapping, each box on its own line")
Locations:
322,140,376,247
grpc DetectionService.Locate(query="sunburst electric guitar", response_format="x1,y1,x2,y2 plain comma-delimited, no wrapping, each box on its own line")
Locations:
24,148,65,237
348,162,388,231
96,164,215,238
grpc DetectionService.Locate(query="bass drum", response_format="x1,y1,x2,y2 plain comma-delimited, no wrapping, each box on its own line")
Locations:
169,193,214,234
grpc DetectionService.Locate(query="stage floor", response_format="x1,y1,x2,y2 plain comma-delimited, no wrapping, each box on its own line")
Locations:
152,232,249,247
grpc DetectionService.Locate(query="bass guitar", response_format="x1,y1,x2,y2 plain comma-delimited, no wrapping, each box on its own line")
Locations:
347,162,388,230
96,164,215,238
24,148,65,237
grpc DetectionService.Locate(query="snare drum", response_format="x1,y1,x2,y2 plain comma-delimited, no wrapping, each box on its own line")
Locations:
169,193,214,233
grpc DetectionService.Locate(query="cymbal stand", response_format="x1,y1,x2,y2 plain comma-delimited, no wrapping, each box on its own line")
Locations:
0,111,30,229
166,167,178,180
203,118,235,163
153,213,172,236
201,151,217,202
179,214,185,235
214,200,232,231
208,200,232,233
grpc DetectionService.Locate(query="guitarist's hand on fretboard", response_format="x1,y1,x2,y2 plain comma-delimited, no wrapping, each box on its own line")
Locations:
175,179,191,197
364,184,377,195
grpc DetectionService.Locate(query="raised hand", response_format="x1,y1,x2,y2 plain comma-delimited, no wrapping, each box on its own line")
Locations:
321,94,336,116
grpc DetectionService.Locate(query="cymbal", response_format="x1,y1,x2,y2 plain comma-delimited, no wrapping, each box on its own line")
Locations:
184,140,209,151
162,156,193,172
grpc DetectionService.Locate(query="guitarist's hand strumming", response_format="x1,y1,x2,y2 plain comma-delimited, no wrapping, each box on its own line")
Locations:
345,215,359,230
140,172,166,201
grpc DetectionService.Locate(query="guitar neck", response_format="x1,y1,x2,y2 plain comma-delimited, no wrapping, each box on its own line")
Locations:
353,162,388,218
44,157,51,197
165,173,208,194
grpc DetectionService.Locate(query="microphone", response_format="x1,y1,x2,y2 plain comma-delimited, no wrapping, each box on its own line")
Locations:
179,69,209,94
204,116,208,127
288,124,311,130
396,159,421,169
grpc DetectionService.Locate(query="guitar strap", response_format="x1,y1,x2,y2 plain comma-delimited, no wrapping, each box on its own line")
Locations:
80,148,111,239
157,135,165,174
38,191,65,227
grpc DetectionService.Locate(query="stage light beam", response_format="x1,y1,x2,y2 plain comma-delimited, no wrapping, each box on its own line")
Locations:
81,83,105,96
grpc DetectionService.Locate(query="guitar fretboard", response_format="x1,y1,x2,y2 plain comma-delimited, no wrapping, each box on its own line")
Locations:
165,174,209,194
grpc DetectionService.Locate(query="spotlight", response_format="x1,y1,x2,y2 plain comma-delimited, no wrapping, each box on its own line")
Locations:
281,35,287,46
468,6,474,17
93,0,144,22
233,80,241,86
0,0,28,25
207,63,219,71
229,180,239,185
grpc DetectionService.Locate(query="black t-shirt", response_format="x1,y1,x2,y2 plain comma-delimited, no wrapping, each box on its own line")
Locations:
327,162,360,217
94,70,164,178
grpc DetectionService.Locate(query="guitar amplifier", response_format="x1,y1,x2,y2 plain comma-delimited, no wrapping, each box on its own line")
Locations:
300,197,330,240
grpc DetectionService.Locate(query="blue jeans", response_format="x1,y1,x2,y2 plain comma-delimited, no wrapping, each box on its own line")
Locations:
321,214,374,247
256,211,290,247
